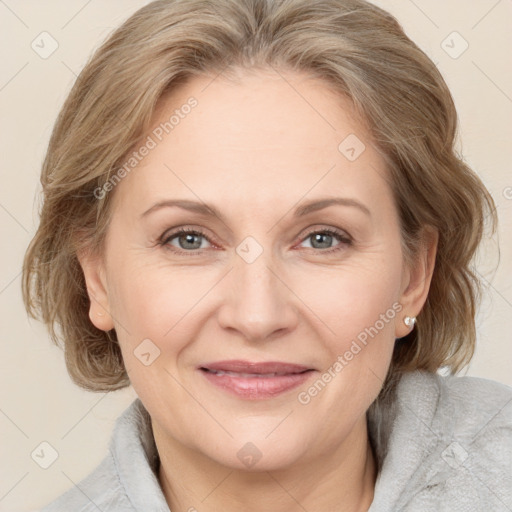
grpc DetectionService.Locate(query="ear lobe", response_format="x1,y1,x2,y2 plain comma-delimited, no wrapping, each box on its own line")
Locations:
396,226,438,338
76,248,115,332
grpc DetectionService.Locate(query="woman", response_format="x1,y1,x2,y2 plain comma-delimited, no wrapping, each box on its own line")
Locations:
22,0,512,510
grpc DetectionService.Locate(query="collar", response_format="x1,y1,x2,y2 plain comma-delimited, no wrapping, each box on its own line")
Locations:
109,370,511,511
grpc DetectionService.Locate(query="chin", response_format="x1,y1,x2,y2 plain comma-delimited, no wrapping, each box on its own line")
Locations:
202,434,309,473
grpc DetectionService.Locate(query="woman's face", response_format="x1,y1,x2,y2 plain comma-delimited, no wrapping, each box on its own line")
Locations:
81,68,434,471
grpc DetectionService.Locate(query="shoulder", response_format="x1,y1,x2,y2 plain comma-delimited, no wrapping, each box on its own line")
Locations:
401,369,512,411
410,371,512,509
370,370,512,511
39,398,168,512
396,370,512,474
38,398,146,512
39,450,134,511
401,370,512,439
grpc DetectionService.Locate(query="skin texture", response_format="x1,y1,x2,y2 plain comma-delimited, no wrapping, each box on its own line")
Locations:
79,68,438,512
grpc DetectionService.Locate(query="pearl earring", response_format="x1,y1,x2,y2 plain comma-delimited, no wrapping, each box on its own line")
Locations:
404,316,416,328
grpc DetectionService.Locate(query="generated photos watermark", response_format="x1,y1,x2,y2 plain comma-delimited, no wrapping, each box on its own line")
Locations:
297,301,403,405
93,96,198,200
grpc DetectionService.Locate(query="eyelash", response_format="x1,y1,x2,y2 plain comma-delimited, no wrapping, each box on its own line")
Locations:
159,226,352,256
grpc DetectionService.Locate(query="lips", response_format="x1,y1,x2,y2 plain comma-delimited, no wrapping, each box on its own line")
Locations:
199,360,315,399
201,360,312,375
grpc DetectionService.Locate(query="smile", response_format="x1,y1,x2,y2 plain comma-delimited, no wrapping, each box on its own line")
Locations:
198,360,316,399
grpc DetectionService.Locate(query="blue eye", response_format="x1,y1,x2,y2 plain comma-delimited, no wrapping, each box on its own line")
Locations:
161,228,211,252
160,227,352,255
299,228,352,253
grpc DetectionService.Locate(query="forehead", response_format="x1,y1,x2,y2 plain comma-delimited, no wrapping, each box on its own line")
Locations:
111,68,391,217
154,68,366,152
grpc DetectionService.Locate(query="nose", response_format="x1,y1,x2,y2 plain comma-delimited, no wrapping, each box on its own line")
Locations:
216,247,299,343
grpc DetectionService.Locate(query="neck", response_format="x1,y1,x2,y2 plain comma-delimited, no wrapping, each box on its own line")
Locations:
154,414,377,512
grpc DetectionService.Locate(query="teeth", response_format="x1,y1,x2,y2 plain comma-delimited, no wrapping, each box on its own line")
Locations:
208,369,288,377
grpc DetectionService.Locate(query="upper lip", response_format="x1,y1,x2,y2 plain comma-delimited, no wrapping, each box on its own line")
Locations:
199,360,313,374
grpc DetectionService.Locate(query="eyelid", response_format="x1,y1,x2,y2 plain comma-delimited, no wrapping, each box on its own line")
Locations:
294,226,352,253
297,225,352,242
160,224,352,255
160,226,219,249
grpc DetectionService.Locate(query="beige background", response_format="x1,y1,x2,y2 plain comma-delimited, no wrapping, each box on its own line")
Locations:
0,1,511,510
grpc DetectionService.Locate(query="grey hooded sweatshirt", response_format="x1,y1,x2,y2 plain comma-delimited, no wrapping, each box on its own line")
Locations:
39,370,512,511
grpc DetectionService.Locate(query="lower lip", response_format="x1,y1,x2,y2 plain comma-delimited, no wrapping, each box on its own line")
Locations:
200,370,314,400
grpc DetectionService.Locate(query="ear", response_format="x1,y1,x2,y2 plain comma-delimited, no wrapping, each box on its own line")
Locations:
395,226,438,338
76,247,115,332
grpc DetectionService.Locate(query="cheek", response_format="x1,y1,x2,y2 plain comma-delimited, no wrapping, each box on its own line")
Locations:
108,255,198,333
308,259,402,346
107,263,195,398
302,253,402,408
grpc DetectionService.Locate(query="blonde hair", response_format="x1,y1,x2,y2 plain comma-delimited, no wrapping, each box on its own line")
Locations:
22,0,497,394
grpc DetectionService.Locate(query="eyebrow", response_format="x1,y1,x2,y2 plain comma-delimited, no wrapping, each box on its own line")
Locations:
140,196,371,221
